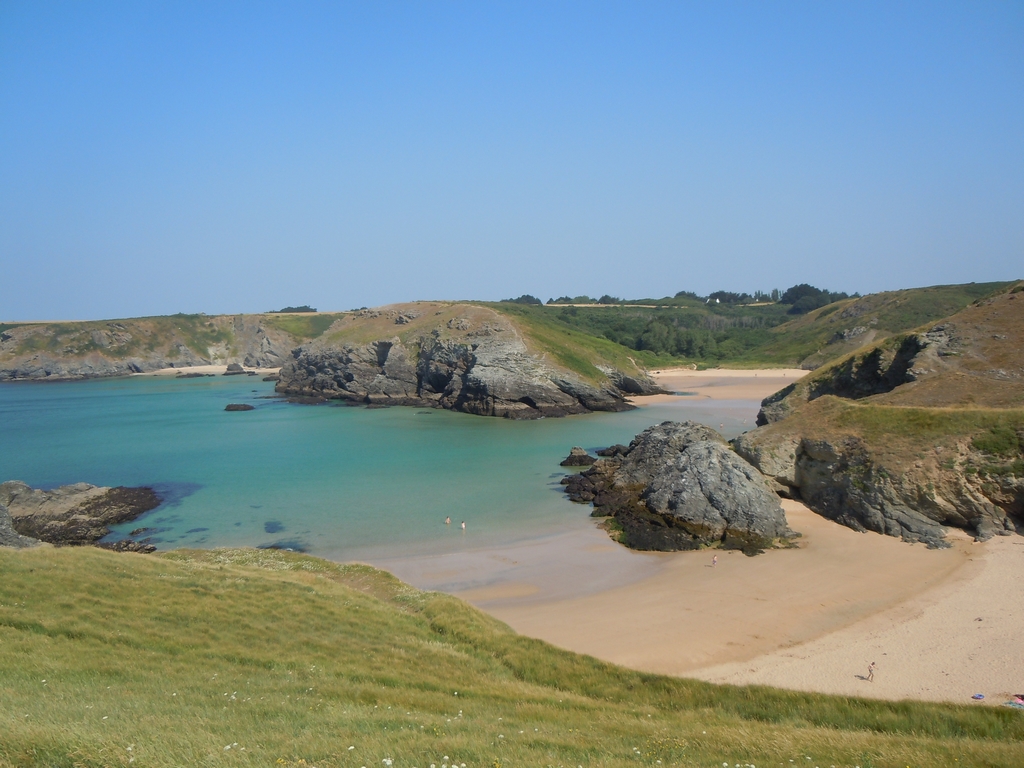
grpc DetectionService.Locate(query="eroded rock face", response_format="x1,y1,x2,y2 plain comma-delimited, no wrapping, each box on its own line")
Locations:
0,502,41,549
563,421,792,554
0,481,161,547
733,431,1023,548
276,332,643,419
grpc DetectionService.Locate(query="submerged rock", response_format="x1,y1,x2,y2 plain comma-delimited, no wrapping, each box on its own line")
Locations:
564,422,793,555
225,403,255,411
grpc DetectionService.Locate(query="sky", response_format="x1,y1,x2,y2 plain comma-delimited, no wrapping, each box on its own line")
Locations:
1,1,1022,320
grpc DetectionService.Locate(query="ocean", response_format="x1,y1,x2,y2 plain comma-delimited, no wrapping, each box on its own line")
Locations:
0,374,759,563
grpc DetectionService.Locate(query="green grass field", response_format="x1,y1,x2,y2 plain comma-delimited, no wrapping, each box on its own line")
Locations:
2,546,1022,768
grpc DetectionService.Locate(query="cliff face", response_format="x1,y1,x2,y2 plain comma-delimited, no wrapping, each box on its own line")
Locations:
276,303,661,418
562,421,793,554
0,314,322,381
737,283,1024,547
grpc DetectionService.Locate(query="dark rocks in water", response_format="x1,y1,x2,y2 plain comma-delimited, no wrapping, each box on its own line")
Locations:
262,374,280,382
596,444,629,457
223,363,246,376
176,372,215,379
563,421,793,555
225,403,255,411
0,481,162,548
264,520,284,533
257,539,309,553
560,447,597,466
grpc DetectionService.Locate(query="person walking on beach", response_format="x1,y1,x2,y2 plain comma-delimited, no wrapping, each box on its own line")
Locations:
867,661,876,682
712,554,718,568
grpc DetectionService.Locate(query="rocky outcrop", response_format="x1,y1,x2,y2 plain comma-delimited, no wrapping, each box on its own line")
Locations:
277,330,642,419
734,427,1023,548
563,421,793,554
758,334,930,426
224,403,255,411
560,447,596,466
0,481,161,547
0,502,41,548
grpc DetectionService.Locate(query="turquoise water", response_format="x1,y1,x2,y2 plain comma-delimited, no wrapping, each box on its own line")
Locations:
0,376,759,561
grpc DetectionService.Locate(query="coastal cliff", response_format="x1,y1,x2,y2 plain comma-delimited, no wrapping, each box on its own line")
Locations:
0,313,340,381
735,283,1024,547
276,302,663,418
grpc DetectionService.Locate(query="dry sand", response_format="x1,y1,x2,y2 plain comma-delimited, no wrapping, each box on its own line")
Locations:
634,367,809,403
135,365,281,377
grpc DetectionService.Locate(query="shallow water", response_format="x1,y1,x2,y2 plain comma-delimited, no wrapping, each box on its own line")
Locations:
0,375,759,561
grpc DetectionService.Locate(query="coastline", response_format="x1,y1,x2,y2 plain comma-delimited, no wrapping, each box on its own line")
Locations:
134,365,282,377
374,368,1024,705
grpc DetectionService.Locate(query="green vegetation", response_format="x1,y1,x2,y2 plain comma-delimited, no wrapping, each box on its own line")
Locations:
488,303,660,381
536,303,791,363
972,424,1024,457
540,281,1013,368
269,305,318,313
2,545,1022,768
263,313,346,340
499,294,543,305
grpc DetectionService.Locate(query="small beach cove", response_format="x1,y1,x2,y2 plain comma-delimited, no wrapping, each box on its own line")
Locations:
4,366,1021,706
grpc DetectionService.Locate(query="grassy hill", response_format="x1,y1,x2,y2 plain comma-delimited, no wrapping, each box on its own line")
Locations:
2,545,1023,768
532,281,1015,369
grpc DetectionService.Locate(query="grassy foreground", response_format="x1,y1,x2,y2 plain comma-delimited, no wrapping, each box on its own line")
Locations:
1,547,1022,768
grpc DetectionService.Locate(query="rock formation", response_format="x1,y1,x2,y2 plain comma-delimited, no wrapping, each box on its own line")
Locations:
0,481,161,547
0,501,41,548
276,303,663,418
738,283,1024,547
734,415,1023,548
563,421,793,554
560,447,596,466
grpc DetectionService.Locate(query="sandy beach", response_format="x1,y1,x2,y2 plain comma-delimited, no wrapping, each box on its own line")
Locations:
135,365,282,377
377,368,1024,706
632,366,808,403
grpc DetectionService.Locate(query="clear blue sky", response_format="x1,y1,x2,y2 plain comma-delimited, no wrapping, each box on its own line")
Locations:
1,1,1021,320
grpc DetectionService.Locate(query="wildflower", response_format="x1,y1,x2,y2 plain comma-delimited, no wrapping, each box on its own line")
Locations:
383,760,393,767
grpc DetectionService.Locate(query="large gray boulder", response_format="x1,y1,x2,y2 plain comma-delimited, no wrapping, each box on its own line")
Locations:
563,421,793,554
